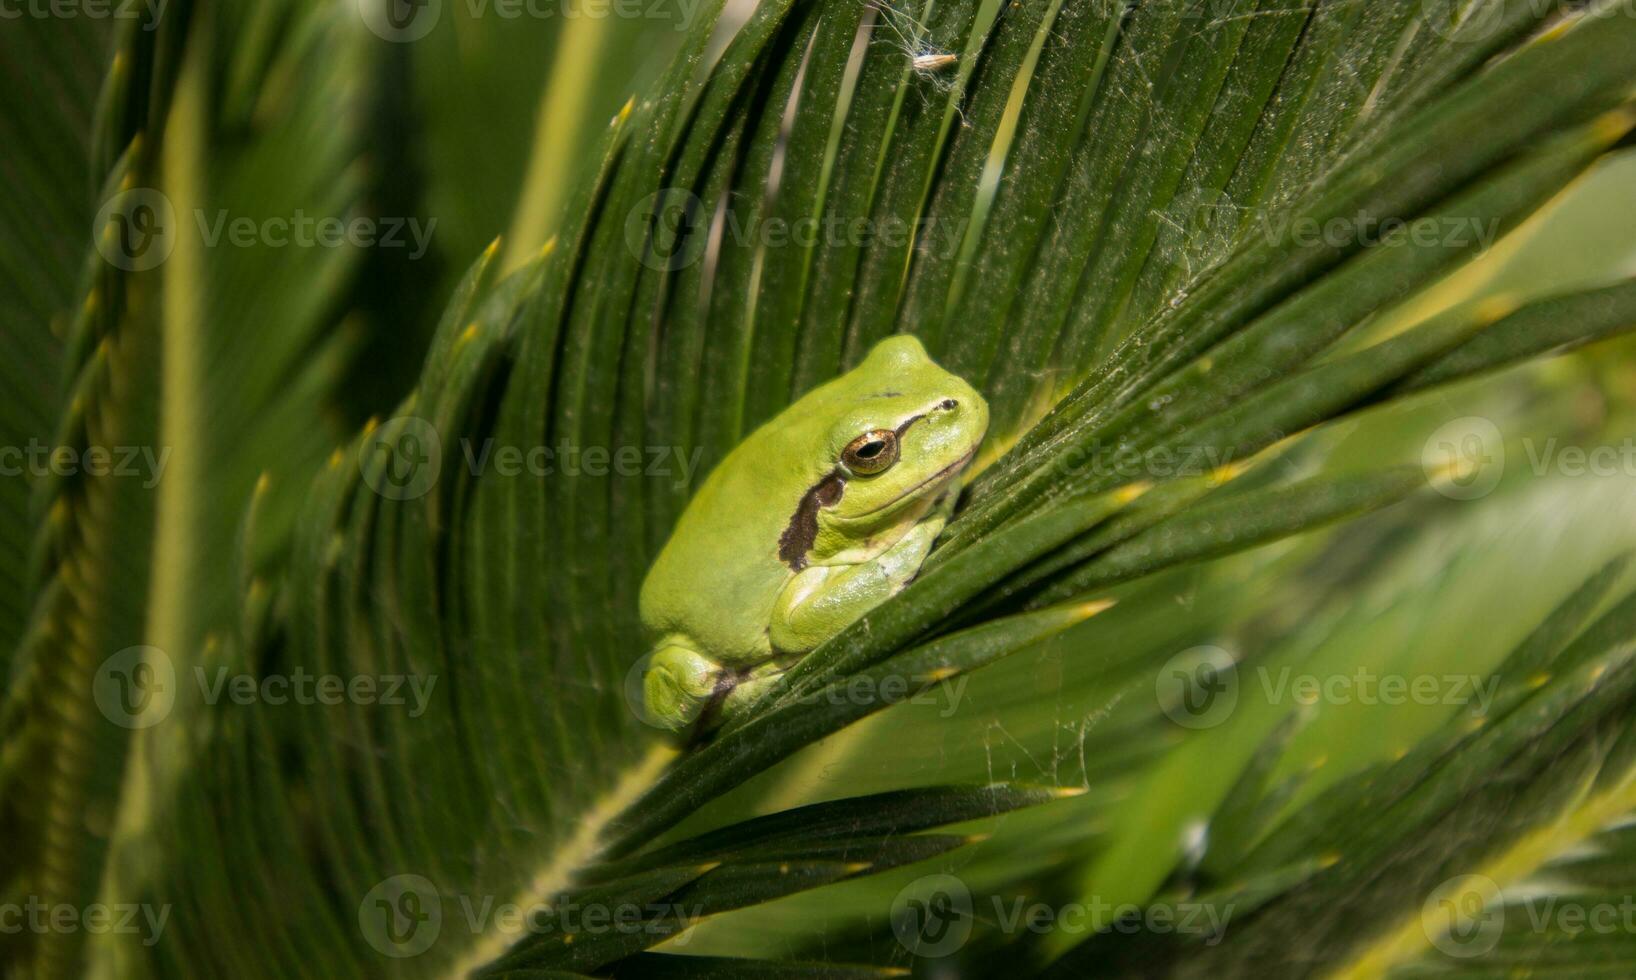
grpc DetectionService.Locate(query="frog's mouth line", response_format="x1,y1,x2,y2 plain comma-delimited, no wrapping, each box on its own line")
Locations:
846,448,975,520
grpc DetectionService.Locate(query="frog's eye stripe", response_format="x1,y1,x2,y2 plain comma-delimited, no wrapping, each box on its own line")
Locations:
842,430,899,475
777,471,846,570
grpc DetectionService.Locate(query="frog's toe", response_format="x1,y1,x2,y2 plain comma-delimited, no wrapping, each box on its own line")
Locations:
642,643,721,731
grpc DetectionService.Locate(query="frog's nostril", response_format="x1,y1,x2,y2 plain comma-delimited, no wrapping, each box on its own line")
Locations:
938,399,958,411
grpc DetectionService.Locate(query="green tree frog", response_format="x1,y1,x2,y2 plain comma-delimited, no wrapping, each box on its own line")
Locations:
639,335,989,733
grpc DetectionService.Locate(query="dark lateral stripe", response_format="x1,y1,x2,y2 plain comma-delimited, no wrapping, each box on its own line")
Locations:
777,471,846,570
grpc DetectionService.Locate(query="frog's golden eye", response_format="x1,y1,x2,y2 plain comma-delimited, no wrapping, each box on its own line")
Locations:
842,429,899,475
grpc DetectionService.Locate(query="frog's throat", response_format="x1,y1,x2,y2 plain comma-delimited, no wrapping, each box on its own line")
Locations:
775,448,973,573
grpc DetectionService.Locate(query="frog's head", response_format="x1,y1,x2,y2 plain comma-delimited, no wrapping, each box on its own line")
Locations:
811,335,988,541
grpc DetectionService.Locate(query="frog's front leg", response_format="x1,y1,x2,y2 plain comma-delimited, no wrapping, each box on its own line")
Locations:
768,503,951,654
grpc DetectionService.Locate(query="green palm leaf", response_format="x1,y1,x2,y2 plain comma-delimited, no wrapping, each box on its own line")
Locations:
8,0,1636,977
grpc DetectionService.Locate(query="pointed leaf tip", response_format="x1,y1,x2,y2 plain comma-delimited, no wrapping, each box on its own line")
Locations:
1116,481,1153,504
1475,294,1523,324
1593,102,1636,142
1074,598,1118,621
1213,458,1256,486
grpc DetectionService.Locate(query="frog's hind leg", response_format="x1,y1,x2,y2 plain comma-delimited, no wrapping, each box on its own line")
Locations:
642,640,726,732
716,660,789,725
